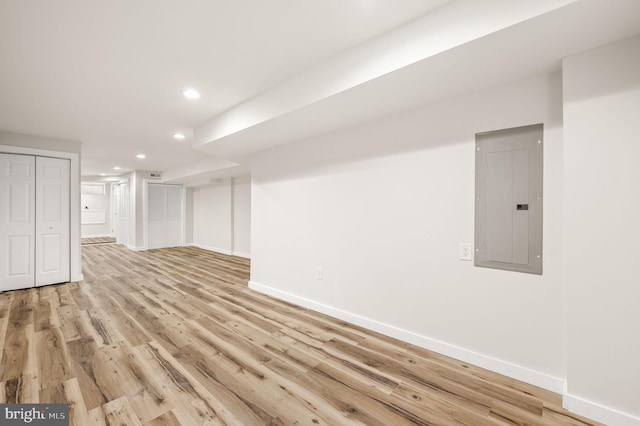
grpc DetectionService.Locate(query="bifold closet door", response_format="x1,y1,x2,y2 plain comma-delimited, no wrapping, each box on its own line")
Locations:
0,154,70,292
35,156,70,286
0,154,36,292
147,183,183,249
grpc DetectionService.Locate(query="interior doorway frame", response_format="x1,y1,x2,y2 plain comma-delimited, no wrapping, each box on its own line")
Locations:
112,179,130,247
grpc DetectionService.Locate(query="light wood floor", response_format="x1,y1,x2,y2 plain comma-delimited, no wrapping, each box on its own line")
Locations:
0,244,601,425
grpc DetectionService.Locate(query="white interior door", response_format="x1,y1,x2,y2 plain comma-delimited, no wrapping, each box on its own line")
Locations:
110,183,118,237
0,154,36,292
35,156,70,286
117,182,129,246
147,183,183,249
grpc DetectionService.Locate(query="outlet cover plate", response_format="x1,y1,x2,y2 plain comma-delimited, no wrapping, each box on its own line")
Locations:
460,243,472,261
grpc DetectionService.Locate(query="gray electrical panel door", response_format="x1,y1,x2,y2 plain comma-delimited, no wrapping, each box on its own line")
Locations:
475,124,543,275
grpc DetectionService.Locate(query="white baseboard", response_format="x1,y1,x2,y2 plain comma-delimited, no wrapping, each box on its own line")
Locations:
192,244,250,258
232,250,251,259
249,280,564,393
563,393,640,426
126,244,145,252
81,234,112,238
191,243,232,256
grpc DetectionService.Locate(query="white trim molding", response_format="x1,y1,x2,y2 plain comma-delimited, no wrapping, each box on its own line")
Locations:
563,393,640,426
232,250,251,259
192,244,250,259
81,234,113,239
192,243,233,256
248,280,564,394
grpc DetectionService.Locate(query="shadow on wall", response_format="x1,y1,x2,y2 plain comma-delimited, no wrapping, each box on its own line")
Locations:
563,35,640,103
253,73,562,184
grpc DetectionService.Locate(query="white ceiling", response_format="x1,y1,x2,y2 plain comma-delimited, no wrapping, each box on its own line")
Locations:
0,0,450,178
1,0,639,184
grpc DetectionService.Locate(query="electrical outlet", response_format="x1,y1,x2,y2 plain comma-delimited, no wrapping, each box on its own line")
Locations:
316,267,324,280
460,243,472,261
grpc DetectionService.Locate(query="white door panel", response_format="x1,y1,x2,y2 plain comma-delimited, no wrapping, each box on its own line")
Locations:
9,236,31,277
110,183,118,237
41,234,62,272
35,156,70,286
10,183,32,222
147,183,183,250
0,154,35,291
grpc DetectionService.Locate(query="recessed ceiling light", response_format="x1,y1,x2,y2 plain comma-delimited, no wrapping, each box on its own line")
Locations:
182,88,200,99
136,154,146,159
100,173,107,176
113,166,121,170
173,133,186,140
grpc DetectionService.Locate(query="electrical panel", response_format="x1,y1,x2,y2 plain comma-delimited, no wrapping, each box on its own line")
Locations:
474,124,543,275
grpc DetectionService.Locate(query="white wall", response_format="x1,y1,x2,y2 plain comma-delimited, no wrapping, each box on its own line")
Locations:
563,35,640,424
251,73,565,390
233,175,252,258
185,188,194,245
133,171,147,249
0,130,80,153
81,183,111,237
120,171,138,249
192,179,232,254
191,176,251,258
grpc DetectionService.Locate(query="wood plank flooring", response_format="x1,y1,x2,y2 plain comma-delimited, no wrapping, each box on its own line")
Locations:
0,244,601,425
